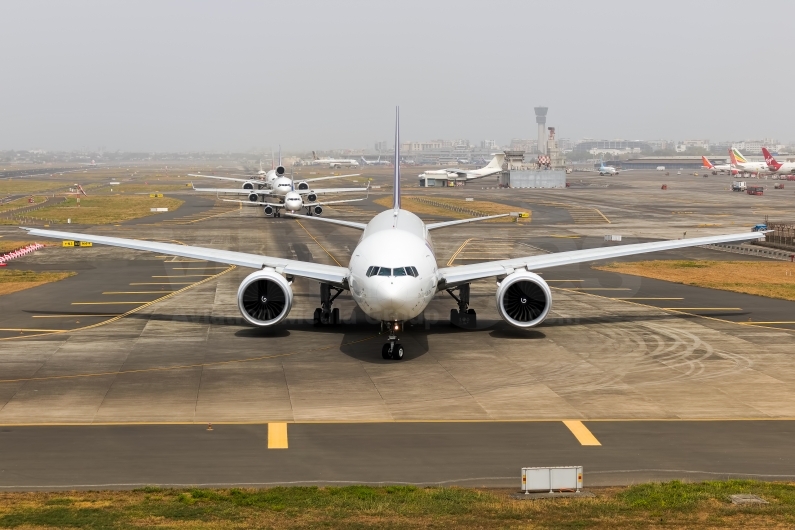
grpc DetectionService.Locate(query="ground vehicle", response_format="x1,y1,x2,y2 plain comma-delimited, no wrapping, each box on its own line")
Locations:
752,224,768,232
774,182,785,189
656,166,665,171
732,181,747,192
747,186,764,196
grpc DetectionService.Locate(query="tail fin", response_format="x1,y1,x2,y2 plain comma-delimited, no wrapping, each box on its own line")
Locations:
485,153,505,169
393,106,401,210
701,156,714,169
762,147,780,169
278,145,282,168
728,148,738,166
312,151,318,161
731,148,747,164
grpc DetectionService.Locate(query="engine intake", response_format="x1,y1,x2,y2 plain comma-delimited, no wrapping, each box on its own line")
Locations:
496,271,551,328
297,181,310,190
237,270,293,327
306,193,317,202
248,193,259,202
276,166,285,175
313,205,323,215
243,182,255,190
263,205,274,216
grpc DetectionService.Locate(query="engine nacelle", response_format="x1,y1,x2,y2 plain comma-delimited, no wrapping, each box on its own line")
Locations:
313,205,323,215
237,270,293,327
248,193,259,202
243,181,255,190
276,166,285,176
297,181,310,190
263,205,274,216
495,271,551,328
306,193,317,202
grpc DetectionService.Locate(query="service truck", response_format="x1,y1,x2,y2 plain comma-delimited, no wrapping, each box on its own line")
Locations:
732,181,747,192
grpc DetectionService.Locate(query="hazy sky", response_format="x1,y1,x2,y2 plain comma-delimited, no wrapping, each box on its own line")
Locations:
1,0,793,152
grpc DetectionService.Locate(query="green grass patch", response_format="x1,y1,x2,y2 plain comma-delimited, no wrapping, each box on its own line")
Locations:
0,180,66,194
0,481,792,528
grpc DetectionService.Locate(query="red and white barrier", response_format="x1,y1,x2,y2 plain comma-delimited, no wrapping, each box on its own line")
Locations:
0,243,45,264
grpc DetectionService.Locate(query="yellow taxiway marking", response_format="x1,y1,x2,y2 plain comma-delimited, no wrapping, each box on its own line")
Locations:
268,423,289,449
447,238,475,266
32,314,121,318
293,219,342,266
129,282,196,285
0,328,69,332
612,297,684,300
102,291,176,295
151,275,215,278
563,421,601,446
740,322,795,325
71,302,147,305
663,307,741,311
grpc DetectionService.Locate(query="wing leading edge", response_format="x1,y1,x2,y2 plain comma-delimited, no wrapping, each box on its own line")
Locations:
20,228,349,286
437,232,765,287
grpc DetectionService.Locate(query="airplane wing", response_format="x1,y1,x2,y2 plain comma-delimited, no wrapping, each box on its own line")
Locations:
283,214,366,230
426,213,516,230
302,173,361,183
315,198,364,206
299,186,369,195
220,199,283,208
436,232,765,288
20,228,349,285
188,174,264,184
193,187,274,196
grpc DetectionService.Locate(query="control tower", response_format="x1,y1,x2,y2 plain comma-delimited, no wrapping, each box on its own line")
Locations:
534,107,548,155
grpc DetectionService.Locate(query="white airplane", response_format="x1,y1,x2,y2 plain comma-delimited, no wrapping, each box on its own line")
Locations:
762,147,795,175
596,161,621,175
312,151,360,168
729,148,770,176
701,156,736,175
21,109,765,360
360,154,391,166
418,153,505,182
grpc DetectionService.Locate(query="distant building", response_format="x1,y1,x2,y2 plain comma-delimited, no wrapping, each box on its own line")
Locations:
573,139,653,155
481,139,499,150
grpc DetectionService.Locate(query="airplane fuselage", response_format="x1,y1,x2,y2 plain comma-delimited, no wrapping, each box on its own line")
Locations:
348,209,438,322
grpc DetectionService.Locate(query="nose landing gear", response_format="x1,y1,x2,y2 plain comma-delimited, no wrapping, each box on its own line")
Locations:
381,321,404,360
314,283,343,326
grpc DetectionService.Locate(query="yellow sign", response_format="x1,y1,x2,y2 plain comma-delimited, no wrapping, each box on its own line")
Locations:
149,193,164,198
518,212,530,218
62,240,75,247
79,241,93,247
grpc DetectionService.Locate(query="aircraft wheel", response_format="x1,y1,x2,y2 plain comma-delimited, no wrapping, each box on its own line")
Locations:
331,308,340,325
382,344,391,359
391,345,404,361
313,308,321,326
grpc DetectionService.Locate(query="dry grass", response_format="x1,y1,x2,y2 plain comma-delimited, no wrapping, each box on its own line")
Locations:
374,195,528,223
0,241,36,254
110,183,195,193
28,195,184,225
0,196,47,213
595,260,795,301
0,180,66,194
0,270,75,296
0,481,792,528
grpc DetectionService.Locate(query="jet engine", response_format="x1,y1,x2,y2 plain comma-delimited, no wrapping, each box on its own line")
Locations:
275,166,285,176
306,193,317,202
263,205,274,216
296,181,310,190
495,271,551,328
248,193,259,202
313,205,323,215
243,181,255,190
237,270,293,327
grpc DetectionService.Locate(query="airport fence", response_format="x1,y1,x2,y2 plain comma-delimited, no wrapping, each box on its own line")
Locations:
764,222,795,251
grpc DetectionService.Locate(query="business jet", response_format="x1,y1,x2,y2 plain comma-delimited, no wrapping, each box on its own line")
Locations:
701,156,736,175
762,147,795,175
360,154,391,166
418,153,505,182
21,109,765,360
312,152,360,168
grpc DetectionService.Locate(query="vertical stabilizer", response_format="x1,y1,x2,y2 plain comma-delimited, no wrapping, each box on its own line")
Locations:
393,107,401,210
278,145,282,167
731,148,748,164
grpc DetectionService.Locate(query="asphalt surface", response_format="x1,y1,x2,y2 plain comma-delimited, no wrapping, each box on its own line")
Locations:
1,421,794,490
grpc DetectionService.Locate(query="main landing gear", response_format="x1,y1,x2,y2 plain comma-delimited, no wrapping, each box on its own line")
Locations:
447,283,477,329
313,283,342,325
381,321,404,360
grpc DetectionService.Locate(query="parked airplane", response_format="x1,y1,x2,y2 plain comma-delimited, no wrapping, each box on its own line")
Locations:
22,109,764,360
762,147,795,175
418,153,505,182
218,187,366,217
312,152,360,168
596,161,621,175
729,148,769,176
360,154,391,166
701,156,736,175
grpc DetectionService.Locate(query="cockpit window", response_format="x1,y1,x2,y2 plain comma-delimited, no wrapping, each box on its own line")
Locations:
366,266,378,277
405,266,418,277
393,267,406,276
367,266,418,277
377,267,391,277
